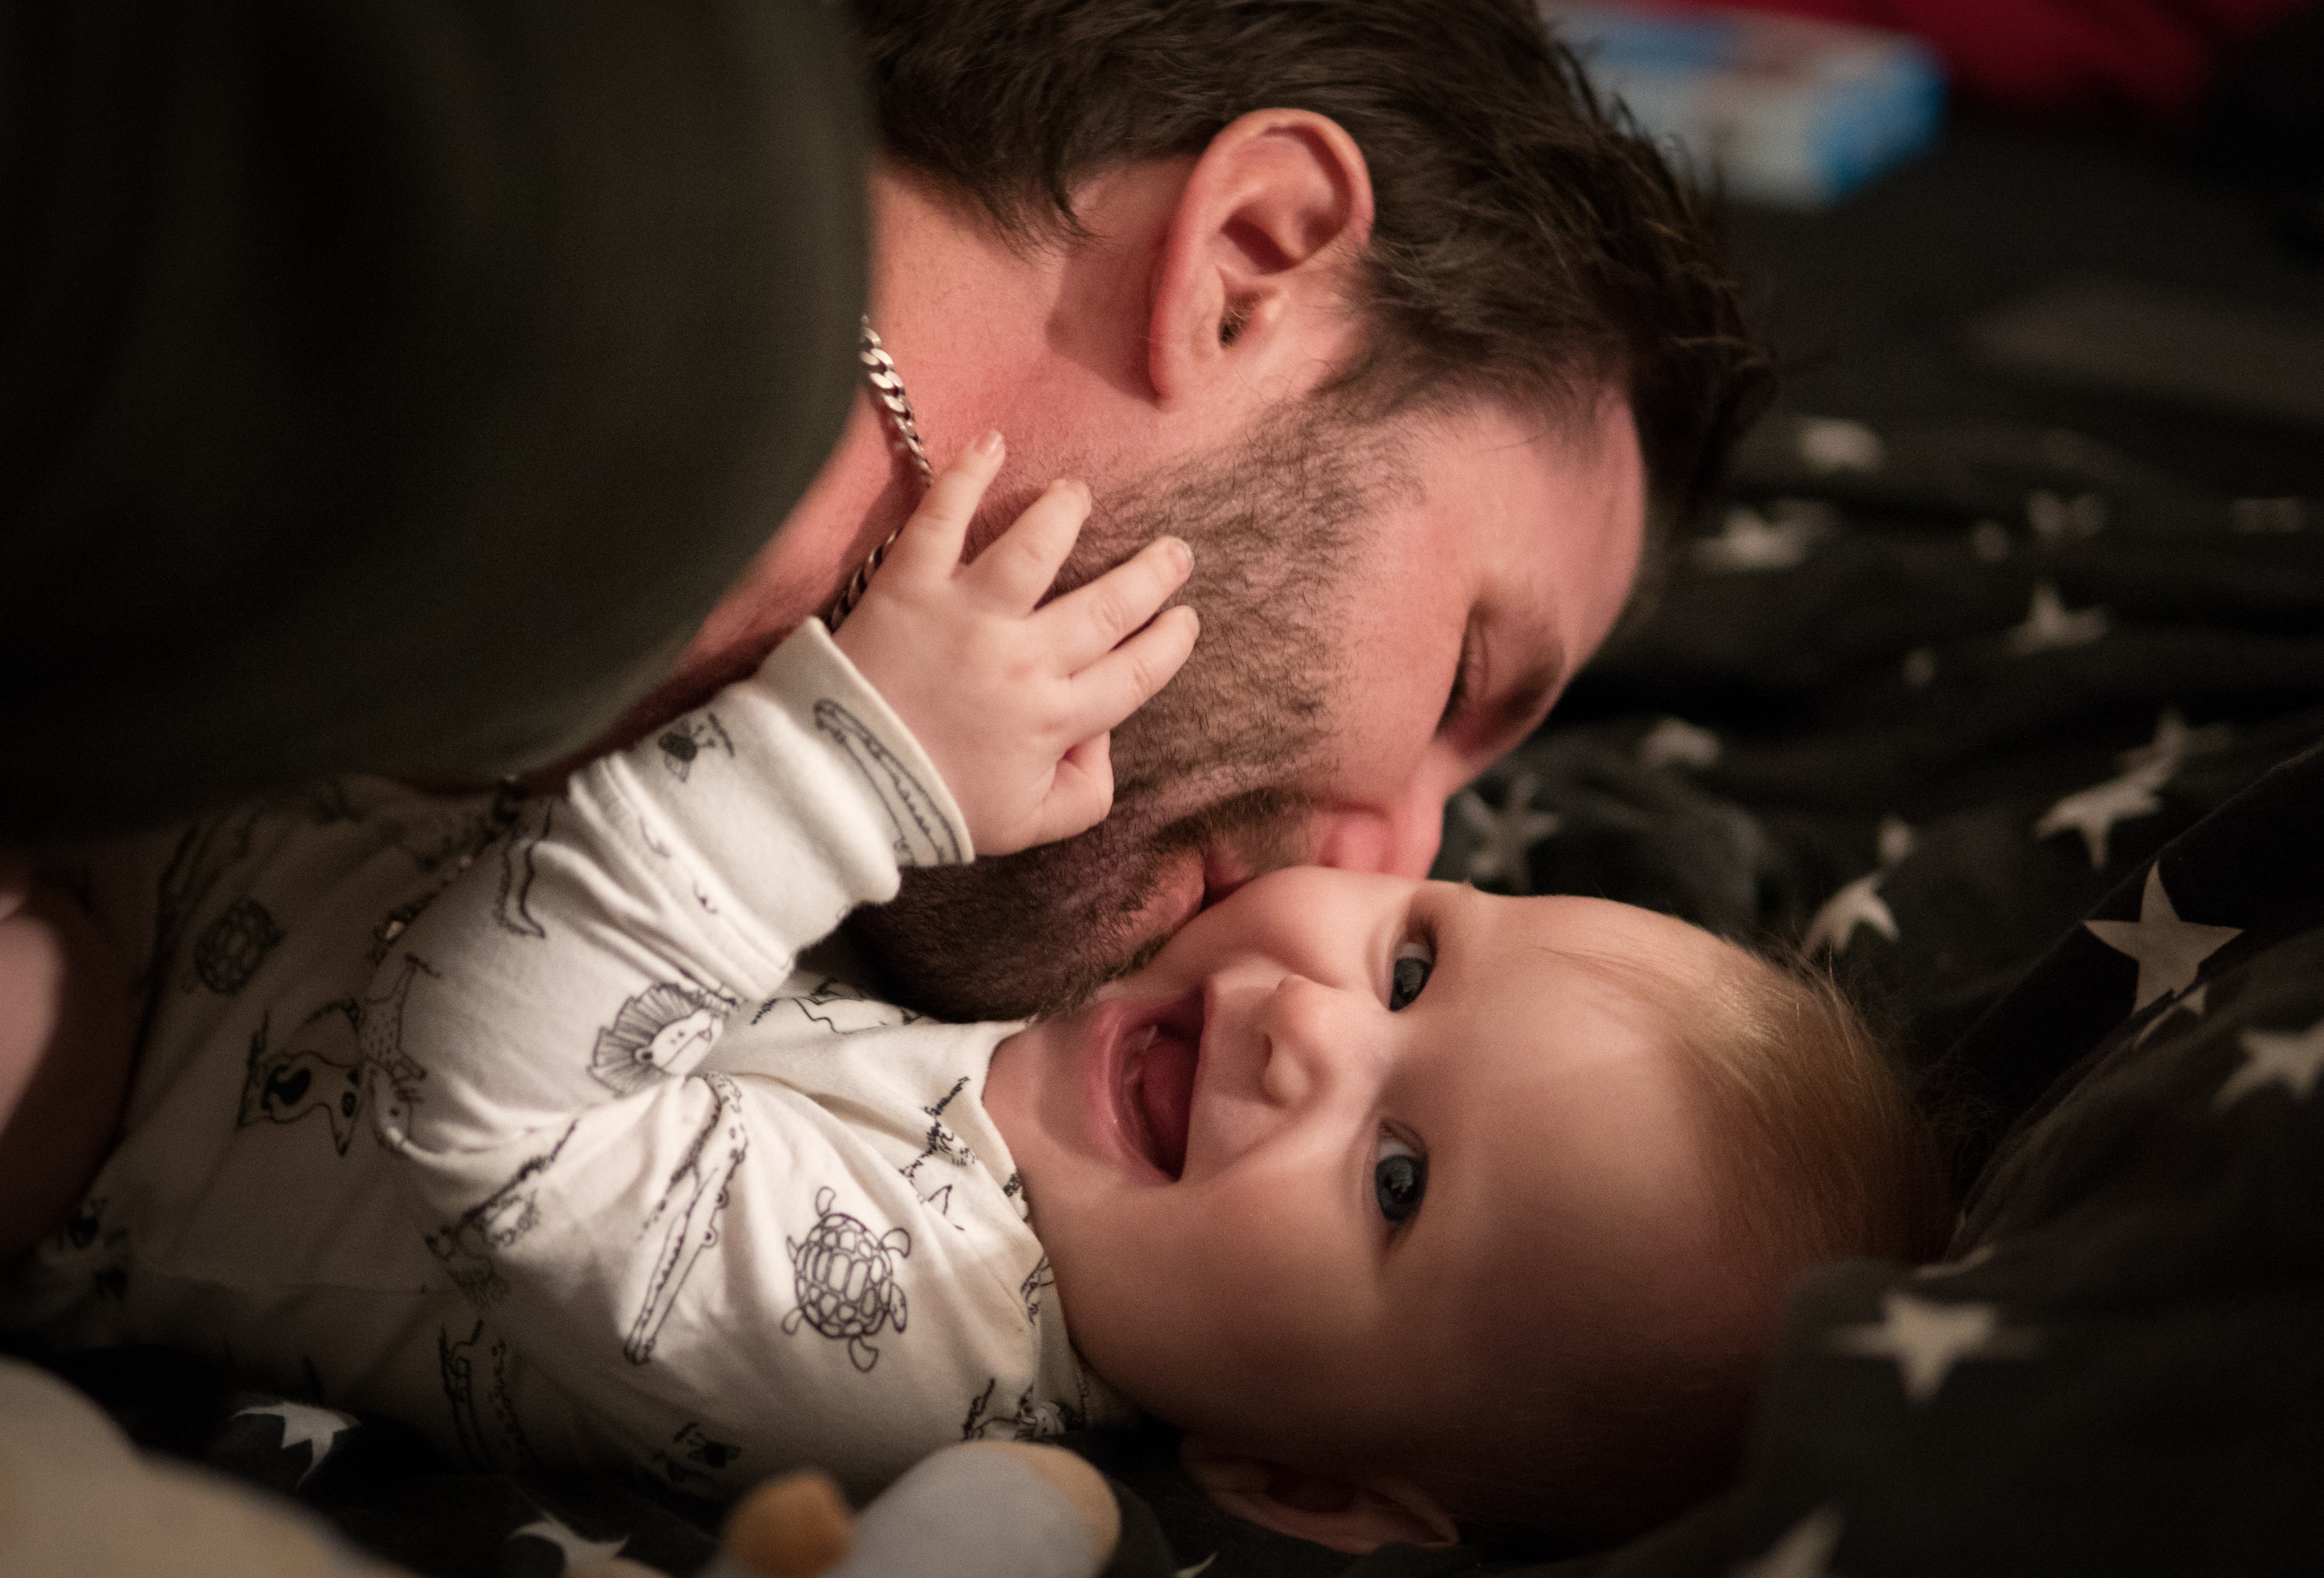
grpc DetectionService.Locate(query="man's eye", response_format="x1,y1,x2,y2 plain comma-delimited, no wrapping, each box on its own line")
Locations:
1437,625,1482,736
1389,939,1434,1011
1374,1133,1426,1225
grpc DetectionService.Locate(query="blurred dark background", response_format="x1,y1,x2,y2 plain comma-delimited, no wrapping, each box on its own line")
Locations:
1700,0,2324,495
1729,111,2324,499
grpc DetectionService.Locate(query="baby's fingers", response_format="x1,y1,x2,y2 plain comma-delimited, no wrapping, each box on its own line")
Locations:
967,479,1093,611
1063,604,1200,738
883,429,1006,579
1042,535,1194,669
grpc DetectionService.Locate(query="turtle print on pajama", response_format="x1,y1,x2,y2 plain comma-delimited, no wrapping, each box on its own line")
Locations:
192,897,284,994
782,1187,910,1372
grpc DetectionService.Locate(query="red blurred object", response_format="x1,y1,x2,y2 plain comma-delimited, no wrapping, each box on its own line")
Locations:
1683,0,2310,122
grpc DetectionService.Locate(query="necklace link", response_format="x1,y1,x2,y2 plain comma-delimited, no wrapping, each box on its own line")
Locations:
828,317,935,628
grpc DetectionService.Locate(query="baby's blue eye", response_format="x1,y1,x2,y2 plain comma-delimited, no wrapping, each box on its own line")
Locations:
1389,939,1433,1011
1373,1133,1426,1224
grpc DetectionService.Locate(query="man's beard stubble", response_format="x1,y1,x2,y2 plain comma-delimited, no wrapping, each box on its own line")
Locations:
843,407,1407,1021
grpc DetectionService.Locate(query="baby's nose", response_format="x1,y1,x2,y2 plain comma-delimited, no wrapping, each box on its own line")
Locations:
1255,975,1369,1108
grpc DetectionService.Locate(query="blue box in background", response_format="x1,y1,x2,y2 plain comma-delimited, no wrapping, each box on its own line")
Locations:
1542,2,1945,207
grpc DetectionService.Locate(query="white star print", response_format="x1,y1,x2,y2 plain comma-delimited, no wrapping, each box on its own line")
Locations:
1694,506,1819,572
232,1400,359,1487
2033,759,2171,870
1732,1507,1845,1578
2004,580,2108,655
1901,646,1938,686
1798,416,1886,474
511,1514,629,1571
2084,864,2242,1016
2215,1017,2324,1110
1830,1291,2035,1403
1969,519,2012,562
1876,816,1914,868
1638,716,1722,771
2117,707,2232,775
1453,773,1559,893
2026,489,2106,545
1803,872,1897,957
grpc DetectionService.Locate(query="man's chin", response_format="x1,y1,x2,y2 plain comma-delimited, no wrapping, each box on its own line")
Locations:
847,782,1313,1022
841,847,1200,1023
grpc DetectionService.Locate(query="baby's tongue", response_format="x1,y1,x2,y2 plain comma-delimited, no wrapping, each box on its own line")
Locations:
1137,1029,1197,1179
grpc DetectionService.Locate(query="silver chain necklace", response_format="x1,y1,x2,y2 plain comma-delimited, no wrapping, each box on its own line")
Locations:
826,316,936,627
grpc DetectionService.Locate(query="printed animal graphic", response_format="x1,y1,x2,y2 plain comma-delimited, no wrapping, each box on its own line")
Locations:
652,1421,744,1488
438,1320,535,1471
625,1074,750,1364
1019,1256,1055,1327
50,1196,130,1301
591,982,732,1095
961,1377,1084,1442
812,699,964,867
494,796,552,940
239,1013,362,1151
783,1186,910,1372
899,1075,975,1198
366,792,505,875
426,1122,576,1307
657,712,735,783
750,975,920,1035
149,799,335,997
191,897,284,995
236,958,428,1155
366,787,541,961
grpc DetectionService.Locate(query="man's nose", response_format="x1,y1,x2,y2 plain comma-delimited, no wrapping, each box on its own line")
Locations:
1255,975,1374,1109
1309,795,1443,880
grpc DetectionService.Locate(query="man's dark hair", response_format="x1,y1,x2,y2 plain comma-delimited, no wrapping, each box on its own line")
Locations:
848,0,1776,550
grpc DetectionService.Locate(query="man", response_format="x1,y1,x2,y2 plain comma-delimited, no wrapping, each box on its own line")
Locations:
2,0,1767,1022
603,0,1774,1019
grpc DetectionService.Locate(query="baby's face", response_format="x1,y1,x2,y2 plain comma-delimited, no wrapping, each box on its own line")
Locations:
984,868,1756,1475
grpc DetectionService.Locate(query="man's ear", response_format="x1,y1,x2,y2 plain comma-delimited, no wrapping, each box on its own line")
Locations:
1146,109,1375,410
1179,1433,1459,1555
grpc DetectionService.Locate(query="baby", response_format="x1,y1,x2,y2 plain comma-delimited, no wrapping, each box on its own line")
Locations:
0,435,1942,1554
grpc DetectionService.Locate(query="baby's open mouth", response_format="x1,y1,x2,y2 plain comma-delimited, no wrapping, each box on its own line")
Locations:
1122,994,1202,1180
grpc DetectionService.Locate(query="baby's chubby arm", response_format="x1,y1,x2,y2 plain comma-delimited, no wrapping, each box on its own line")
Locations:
831,429,1199,857
370,436,1197,1151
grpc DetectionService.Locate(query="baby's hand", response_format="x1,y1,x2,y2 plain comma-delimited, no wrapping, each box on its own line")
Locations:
831,431,1199,857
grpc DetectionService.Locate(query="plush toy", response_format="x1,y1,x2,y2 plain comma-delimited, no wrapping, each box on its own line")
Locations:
0,1356,1122,1578
577,1442,1122,1578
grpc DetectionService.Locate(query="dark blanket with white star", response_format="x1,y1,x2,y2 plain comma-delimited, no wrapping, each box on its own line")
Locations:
13,415,2323,1576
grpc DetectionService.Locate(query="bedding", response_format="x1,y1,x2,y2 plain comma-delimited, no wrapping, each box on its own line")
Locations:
12,406,2317,1577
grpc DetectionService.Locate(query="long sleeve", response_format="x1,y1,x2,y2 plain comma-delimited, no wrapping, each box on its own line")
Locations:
362,623,1080,1496
374,619,967,1157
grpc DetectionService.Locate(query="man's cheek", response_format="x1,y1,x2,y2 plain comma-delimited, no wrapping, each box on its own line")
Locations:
1309,804,1439,877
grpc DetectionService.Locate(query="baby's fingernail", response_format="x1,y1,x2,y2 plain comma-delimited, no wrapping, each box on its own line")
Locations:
974,429,1004,457
1165,537,1192,574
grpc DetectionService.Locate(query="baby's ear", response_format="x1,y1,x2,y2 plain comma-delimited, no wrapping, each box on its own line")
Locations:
1178,1434,1459,1555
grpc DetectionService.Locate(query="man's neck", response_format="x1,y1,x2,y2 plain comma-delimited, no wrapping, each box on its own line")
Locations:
553,154,1238,777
